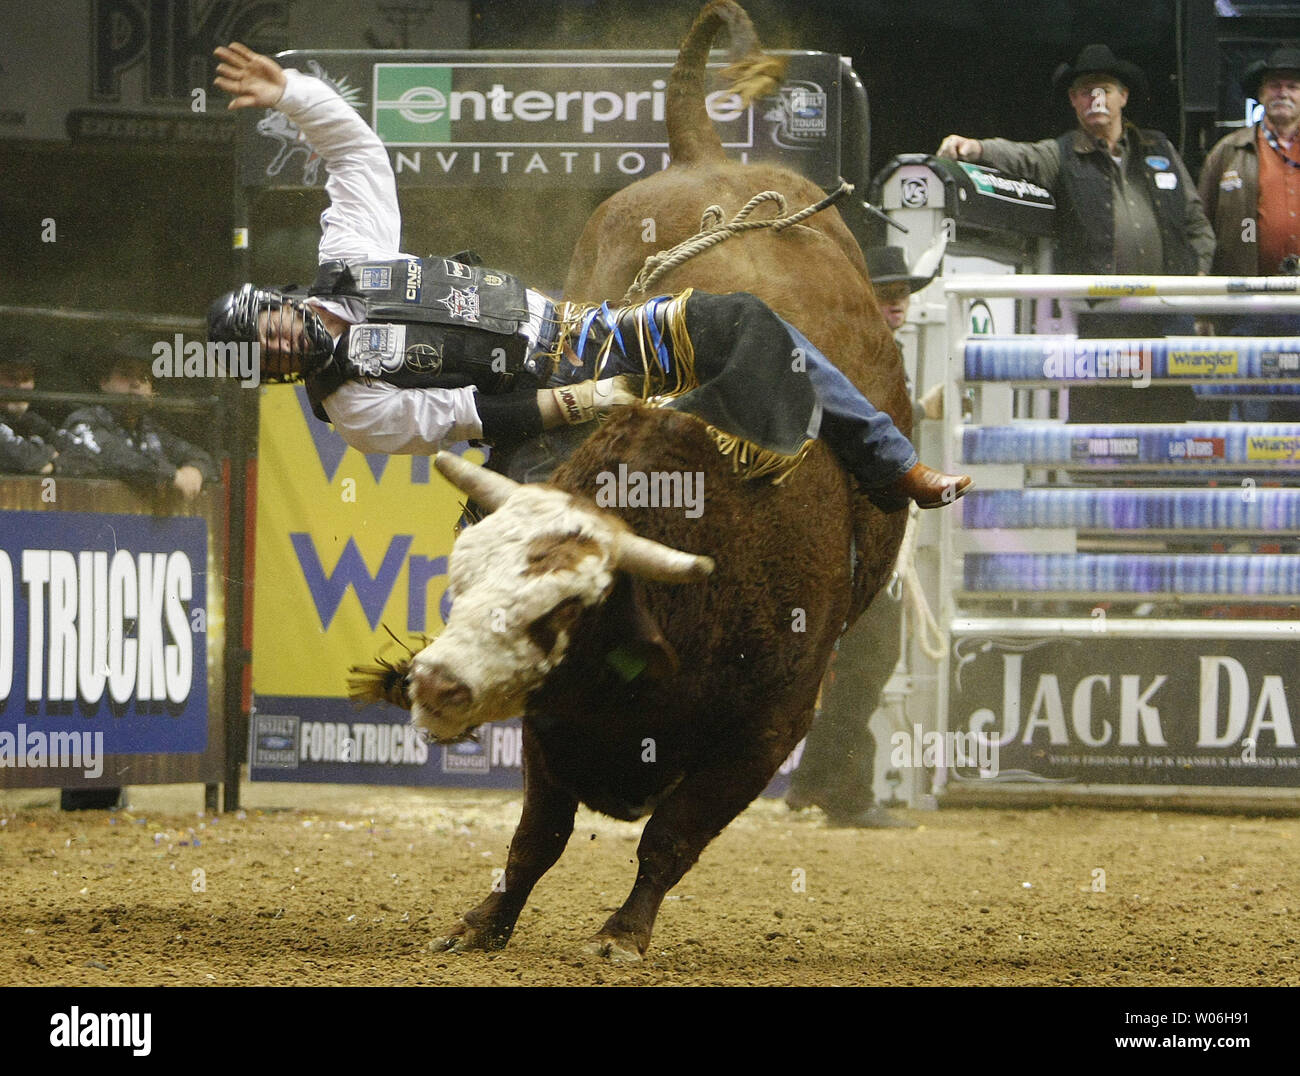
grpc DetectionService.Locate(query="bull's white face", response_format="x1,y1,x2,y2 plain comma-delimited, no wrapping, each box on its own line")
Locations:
407,485,620,743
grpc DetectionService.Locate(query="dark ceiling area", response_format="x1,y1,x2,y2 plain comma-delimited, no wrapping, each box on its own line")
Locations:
470,0,1300,174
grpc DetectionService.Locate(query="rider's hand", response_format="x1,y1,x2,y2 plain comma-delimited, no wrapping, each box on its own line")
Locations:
549,376,639,425
214,42,288,110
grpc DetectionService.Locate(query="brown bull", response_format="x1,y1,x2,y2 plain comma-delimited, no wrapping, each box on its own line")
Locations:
565,0,908,621
417,0,907,961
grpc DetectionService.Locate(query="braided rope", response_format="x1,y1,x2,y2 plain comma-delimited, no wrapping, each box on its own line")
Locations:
891,506,948,662
621,181,854,303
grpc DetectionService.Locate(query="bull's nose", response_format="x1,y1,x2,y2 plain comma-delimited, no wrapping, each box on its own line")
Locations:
409,663,473,712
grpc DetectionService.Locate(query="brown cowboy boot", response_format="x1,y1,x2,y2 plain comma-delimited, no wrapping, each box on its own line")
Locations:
887,462,972,509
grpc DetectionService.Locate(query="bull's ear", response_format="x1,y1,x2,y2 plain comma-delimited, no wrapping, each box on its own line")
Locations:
600,575,678,683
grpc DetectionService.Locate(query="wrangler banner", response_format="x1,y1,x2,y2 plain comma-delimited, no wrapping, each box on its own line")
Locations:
249,384,530,786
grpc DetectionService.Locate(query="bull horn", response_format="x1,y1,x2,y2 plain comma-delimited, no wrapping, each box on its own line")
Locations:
613,532,715,583
434,451,520,513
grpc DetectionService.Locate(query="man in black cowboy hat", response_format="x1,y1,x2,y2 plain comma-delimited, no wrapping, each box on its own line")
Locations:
938,44,1215,423
865,246,928,334
938,44,1214,279
1200,46,1300,277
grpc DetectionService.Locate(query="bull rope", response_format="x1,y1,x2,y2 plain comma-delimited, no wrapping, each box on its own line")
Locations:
889,506,948,662
620,181,854,303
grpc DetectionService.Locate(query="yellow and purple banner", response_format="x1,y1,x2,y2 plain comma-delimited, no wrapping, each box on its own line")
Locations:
249,385,527,785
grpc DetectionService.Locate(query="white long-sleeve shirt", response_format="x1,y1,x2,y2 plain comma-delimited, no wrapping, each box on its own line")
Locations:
274,69,487,452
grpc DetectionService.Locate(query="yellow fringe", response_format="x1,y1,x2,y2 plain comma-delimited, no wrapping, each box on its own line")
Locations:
704,427,817,485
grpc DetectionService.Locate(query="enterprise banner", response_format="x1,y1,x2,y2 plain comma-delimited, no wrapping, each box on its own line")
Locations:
238,50,844,189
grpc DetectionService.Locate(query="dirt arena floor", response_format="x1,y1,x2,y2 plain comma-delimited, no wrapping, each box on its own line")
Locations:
1,783,1297,987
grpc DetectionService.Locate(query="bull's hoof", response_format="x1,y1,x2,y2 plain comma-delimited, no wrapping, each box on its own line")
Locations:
584,933,645,964
429,920,509,954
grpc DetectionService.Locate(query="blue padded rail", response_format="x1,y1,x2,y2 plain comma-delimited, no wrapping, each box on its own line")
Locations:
961,423,1300,466
964,553,1300,596
1193,383,1300,397
962,488,1300,531
963,336,1300,382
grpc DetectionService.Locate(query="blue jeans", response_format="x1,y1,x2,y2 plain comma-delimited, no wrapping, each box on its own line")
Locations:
783,321,917,489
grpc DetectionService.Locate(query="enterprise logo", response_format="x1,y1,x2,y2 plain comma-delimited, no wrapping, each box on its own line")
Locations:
373,62,751,146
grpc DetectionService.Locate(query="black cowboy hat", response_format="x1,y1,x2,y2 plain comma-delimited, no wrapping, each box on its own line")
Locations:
1052,44,1148,100
1243,46,1300,101
865,246,929,294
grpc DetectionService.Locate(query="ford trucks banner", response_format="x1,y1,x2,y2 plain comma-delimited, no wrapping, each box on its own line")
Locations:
950,634,1300,787
238,51,844,189
0,511,208,758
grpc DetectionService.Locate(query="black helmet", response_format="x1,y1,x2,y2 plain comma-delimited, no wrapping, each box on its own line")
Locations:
207,283,335,382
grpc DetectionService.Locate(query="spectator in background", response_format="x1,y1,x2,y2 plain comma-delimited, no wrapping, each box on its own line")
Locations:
937,44,1214,279
1200,46,1300,278
56,351,219,813
0,341,57,475
937,44,1216,423
64,352,219,502
1197,46,1300,420
0,339,98,477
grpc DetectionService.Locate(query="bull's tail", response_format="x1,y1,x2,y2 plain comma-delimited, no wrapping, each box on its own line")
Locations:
668,1,786,166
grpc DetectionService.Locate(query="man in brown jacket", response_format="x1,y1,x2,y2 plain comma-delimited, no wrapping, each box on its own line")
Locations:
939,45,1215,423
1199,46,1300,277
1198,47,1300,420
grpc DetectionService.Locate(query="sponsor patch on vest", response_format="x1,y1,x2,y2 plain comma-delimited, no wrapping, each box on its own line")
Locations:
404,260,422,303
444,259,472,279
348,323,407,377
1154,171,1178,189
358,266,392,290
483,273,505,286
404,342,444,374
437,285,481,323
1144,155,1170,171
1220,169,1244,192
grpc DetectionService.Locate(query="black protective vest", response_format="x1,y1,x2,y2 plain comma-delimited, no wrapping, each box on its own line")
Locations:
303,256,535,419
1052,127,1198,276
